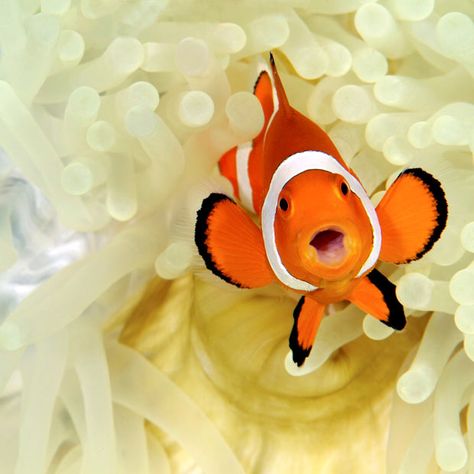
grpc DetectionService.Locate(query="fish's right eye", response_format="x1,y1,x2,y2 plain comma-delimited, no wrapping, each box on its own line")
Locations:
340,181,349,196
279,198,289,211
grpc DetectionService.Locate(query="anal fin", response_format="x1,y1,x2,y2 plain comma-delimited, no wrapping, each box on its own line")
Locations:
289,296,325,367
195,193,274,289
348,269,406,330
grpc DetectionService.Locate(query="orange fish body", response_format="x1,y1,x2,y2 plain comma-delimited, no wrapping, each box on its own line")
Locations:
196,54,448,366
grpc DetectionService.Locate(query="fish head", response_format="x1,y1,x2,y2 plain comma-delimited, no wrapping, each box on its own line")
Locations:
273,169,374,287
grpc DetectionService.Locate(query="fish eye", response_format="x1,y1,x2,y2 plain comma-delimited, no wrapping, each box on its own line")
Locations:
340,181,349,196
279,198,289,211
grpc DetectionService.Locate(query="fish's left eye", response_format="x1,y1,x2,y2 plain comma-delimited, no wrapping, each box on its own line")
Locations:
340,181,349,196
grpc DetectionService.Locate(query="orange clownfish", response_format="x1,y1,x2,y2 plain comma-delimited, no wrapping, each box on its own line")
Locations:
195,54,448,367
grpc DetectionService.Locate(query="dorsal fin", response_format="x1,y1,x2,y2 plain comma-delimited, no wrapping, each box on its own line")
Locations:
253,63,276,125
260,54,348,186
269,53,290,114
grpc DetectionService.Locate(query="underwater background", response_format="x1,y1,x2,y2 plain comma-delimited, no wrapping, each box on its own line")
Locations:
0,0,474,472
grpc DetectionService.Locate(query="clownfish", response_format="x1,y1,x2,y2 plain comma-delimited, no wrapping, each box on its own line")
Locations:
194,54,448,367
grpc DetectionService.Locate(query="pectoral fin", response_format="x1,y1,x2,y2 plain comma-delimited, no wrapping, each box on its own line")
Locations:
348,269,406,330
289,296,326,367
376,168,448,264
195,193,274,288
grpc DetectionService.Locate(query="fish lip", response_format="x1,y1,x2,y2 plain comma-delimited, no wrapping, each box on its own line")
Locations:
309,227,347,267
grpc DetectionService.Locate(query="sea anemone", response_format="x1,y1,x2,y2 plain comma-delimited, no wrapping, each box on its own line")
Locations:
0,1,473,473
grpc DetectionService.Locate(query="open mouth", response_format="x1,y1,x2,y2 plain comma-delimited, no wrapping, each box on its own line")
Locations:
310,229,347,266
